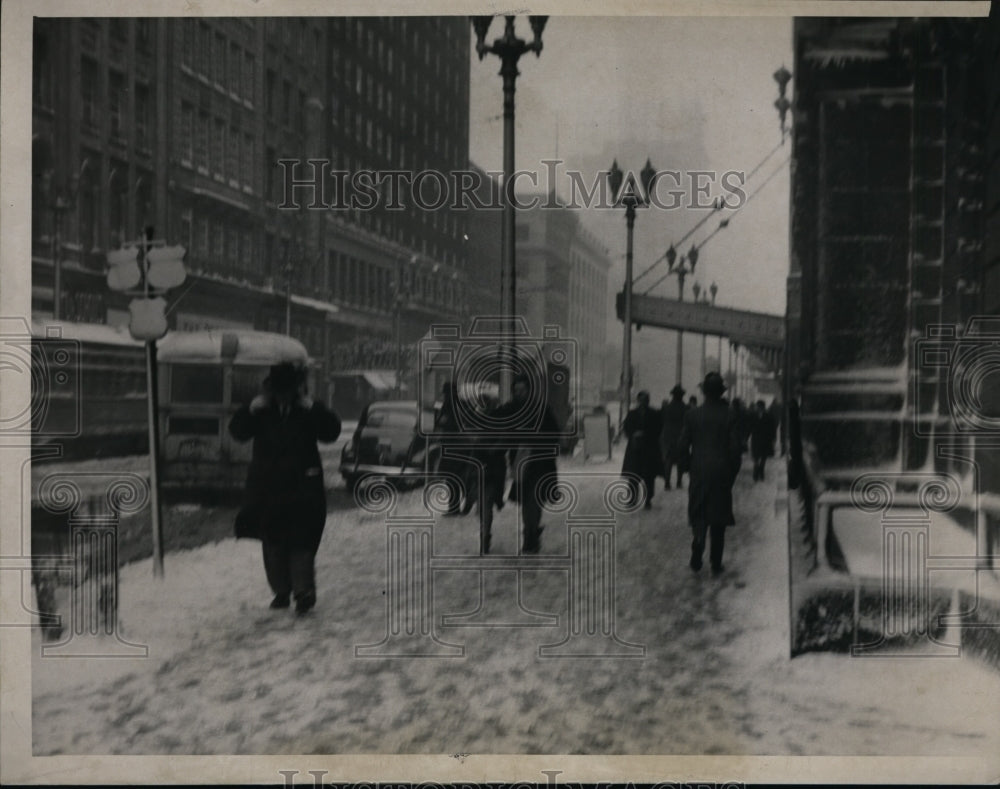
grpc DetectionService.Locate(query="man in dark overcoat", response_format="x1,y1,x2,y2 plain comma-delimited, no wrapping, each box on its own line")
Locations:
490,373,560,554
621,390,663,509
678,372,743,574
659,384,688,491
750,399,777,482
434,381,467,515
229,362,341,614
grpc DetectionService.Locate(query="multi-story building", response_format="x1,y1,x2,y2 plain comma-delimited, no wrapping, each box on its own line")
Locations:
784,16,1000,657
31,16,471,400
512,195,613,404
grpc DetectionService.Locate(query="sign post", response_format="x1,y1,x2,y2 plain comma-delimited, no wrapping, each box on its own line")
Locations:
107,227,186,578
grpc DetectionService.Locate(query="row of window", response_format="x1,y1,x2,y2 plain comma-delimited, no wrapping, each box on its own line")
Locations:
180,20,256,105
79,59,152,149
329,252,462,312
331,17,465,82
177,212,463,314
177,104,256,190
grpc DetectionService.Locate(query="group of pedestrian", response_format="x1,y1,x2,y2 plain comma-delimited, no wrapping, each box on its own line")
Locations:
225,358,780,613
435,375,560,556
620,372,781,575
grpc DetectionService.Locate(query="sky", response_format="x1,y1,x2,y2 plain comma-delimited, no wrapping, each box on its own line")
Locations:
467,15,794,397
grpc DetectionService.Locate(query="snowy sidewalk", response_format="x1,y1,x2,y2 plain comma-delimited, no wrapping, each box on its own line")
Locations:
31,453,1000,757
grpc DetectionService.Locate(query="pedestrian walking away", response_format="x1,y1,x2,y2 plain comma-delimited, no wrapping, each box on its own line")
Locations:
750,399,777,482
621,390,663,508
229,362,342,614
678,371,743,575
660,384,688,491
434,381,468,516
490,373,560,554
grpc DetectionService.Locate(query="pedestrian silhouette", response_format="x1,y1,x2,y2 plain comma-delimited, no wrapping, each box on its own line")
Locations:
229,362,341,614
678,372,743,575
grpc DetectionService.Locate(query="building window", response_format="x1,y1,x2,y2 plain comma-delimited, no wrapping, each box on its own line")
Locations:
195,217,209,258
229,42,240,95
227,228,239,271
213,119,225,178
265,145,276,201
228,126,239,182
197,23,211,78
243,133,254,190
33,29,52,108
109,72,125,140
214,32,226,85
181,19,194,69
179,102,194,165
80,58,98,131
196,112,209,171
244,52,254,103
212,222,225,266
136,19,152,52
266,69,275,115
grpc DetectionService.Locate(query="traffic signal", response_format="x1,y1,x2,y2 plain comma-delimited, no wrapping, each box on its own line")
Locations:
128,297,168,341
146,245,187,290
106,247,141,291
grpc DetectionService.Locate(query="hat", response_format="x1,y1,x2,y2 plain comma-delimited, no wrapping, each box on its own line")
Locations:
267,361,303,395
700,371,727,397
636,390,650,401
670,384,686,396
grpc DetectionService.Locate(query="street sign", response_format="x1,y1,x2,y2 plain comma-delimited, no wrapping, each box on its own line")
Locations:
128,297,168,341
146,245,187,289
106,247,141,291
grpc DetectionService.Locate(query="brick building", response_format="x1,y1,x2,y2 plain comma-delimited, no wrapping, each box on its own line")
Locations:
31,16,471,399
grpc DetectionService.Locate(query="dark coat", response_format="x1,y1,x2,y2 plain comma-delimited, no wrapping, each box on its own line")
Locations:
678,399,742,529
659,398,688,467
750,411,777,460
489,400,560,504
229,401,341,552
622,405,664,480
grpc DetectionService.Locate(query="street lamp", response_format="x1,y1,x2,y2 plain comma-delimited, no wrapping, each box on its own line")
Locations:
663,242,698,391
45,173,83,320
608,157,656,429
710,281,721,373
472,14,547,400
774,64,792,143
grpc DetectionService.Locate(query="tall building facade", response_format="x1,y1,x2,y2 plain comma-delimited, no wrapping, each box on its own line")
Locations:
512,196,613,404
31,16,471,399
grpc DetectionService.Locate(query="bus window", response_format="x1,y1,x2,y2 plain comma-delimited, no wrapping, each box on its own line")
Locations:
231,366,264,408
170,364,223,403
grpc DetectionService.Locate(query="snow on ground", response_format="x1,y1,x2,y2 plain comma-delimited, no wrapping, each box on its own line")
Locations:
31,451,1000,758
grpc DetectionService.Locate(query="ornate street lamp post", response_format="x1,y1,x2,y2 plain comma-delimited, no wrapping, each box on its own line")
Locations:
664,242,698,391
608,158,656,430
472,15,547,399
710,281,721,372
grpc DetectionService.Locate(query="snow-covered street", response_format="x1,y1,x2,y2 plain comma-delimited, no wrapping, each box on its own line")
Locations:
31,452,1000,757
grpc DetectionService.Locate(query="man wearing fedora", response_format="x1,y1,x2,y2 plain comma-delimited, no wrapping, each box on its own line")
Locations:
660,384,688,491
677,371,743,574
229,362,342,614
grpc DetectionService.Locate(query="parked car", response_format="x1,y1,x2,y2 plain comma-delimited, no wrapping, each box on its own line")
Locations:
339,400,439,491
